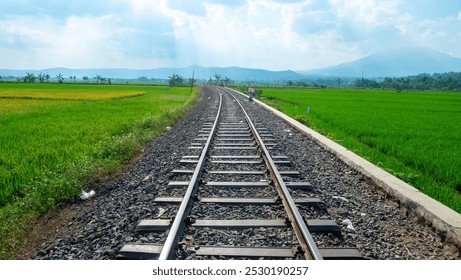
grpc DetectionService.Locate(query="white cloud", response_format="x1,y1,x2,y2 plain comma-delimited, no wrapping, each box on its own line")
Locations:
0,10,179,69
329,0,400,29
1,0,461,70
394,14,461,56
59,16,134,66
0,15,129,68
134,0,359,69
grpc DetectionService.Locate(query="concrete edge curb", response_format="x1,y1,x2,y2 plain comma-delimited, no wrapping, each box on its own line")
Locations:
229,88,461,248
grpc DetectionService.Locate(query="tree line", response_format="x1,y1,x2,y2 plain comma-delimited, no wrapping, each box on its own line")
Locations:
168,73,234,87
354,72,461,91
0,73,111,84
5,70,459,91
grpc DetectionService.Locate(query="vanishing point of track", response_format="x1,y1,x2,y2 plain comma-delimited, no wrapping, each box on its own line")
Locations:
116,86,363,260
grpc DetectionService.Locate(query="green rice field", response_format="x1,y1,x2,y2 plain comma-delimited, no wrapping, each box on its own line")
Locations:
257,87,461,214
0,83,197,258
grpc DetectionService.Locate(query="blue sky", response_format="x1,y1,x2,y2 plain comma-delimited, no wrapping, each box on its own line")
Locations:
1,0,460,70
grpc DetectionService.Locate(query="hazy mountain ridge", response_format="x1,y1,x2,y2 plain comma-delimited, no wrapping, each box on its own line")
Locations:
1,48,461,81
299,47,461,78
0,66,304,82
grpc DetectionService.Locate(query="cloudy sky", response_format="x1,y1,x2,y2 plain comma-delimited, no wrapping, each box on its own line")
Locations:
1,0,460,70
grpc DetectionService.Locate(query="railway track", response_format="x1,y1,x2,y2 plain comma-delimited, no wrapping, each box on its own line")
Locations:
116,86,363,260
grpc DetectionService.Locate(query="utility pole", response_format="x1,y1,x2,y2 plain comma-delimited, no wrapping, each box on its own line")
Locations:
190,70,195,93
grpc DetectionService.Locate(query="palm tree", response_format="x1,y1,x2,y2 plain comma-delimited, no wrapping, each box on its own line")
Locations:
38,73,45,83
168,73,184,87
223,76,233,86
56,73,64,83
25,72,36,83
95,75,102,83
213,73,222,85
168,73,177,87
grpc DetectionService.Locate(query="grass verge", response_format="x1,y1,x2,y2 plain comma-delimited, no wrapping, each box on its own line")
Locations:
253,87,461,214
0,84,198,259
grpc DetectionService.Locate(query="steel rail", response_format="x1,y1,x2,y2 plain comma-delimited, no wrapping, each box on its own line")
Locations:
158,90,223,260
225,88,324,260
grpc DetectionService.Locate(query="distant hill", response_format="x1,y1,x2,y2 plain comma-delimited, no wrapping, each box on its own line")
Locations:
0,66,304,82
3,48,460,81
150,66,304,82
298,48,461,78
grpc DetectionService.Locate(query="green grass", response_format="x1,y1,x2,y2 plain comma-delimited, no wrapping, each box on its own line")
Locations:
0,83,198,258
0,83,146,100
256,87,461,214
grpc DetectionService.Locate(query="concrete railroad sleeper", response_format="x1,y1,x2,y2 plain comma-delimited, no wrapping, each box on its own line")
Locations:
117,87,363,260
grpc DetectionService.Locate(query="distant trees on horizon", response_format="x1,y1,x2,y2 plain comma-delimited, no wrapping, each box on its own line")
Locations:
354,72,461,91
7,72,115,84
3,70,460,92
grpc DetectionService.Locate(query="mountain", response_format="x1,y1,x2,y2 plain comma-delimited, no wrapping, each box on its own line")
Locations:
3,48,459,81
299,48,461,78
0,66,304,82
151,66,304,81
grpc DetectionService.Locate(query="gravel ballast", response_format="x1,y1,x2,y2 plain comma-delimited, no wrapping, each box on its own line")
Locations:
20,86,460,260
